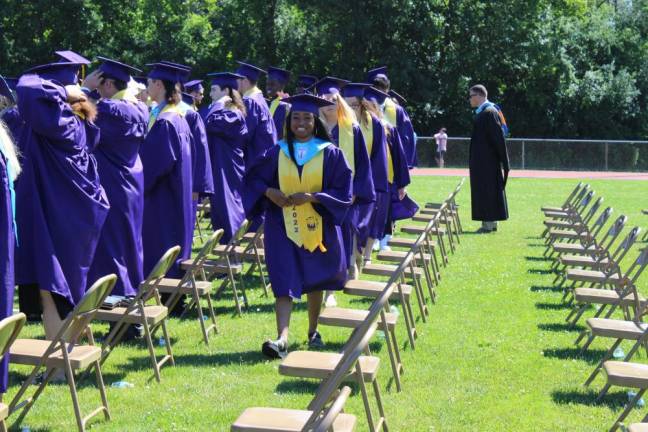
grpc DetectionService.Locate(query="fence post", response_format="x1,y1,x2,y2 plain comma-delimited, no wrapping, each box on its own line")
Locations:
521,140,526,170
604,142,609,171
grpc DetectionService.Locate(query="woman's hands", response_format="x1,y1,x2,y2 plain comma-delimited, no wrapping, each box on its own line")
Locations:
398,188,407,200
265,188,317,207
82,70,103,91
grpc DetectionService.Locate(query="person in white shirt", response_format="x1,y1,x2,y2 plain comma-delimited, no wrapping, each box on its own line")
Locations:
433,127,448,168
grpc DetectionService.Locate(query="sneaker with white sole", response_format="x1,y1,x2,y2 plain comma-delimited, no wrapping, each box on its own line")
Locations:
324,294,337,308
262,338,287,359
308,331,325,349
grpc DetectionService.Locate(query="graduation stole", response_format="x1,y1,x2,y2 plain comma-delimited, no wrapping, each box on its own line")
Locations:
385,124,394,183
244,86,263,98
269,97,281,116
148,103,183,131
336,101,356,175
383,97,398,128
112,88,138,103
359,111,374,156
278,140,330,253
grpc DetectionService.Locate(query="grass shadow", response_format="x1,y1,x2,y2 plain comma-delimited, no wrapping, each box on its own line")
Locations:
542,346,607,364
551,388,626,409
535,301,571,310
537,322,585,332
530,285,563,293
527,269,556,275
525,256,552,262
322,340,384,354
275,379,321,395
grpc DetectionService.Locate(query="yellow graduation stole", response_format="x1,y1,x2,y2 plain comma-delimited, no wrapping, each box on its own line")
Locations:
359,112,374,156
148,103,183,131
278,148,328,253
337,111,355,175
244,86,263,98
384,97,398,128
112,88,139,103
269,97,281,116
385,125,394,183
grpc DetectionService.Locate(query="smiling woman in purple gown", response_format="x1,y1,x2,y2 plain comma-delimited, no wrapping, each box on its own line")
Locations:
244,94,352,359
82,58,149,297
15,62,110,339
204,72,249,244
139,63,193,278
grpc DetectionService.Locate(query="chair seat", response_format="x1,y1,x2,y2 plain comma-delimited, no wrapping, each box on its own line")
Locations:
388,237,437,249
604,361,648,388
544,210,572,218
95,305,168,325
629,423,648,432
213,245,265,260
377,250,432,263
156,278,213,295
566,269,622,284
548,228,589,239
574,288,644,306
587,318,648,340
181,259,243,275
279,351,380,382
10,339,101,370
401,225,446,235
560,255,609,268
362,263,422,278
552,242,599,255
0,402,7,422
319,307,397,331
343,279,412,299
544,220,583,229
231,407,356,432
541,205,566,212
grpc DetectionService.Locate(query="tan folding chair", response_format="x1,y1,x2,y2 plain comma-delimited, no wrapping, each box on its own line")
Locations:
157,230,224,344
95,247,180,383
543,195,603,256
0,313,26,432
193,197,212,244
9,275,117,432
188,220,250,315
226,224,270,296
541,188,595,244
540,181,584,214
232,254,400,431
424,177,465,236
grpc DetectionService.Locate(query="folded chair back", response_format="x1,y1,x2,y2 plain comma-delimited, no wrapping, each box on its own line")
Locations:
312,386,353,432
0,313,26,360
597,215,627,252
607,227,642,274
304,245,419,425
180,230,224,284
574,190,595,216
134,246,181,307
561,182,584,209
63,275,119,343
581,197,604,226
623,246,648,289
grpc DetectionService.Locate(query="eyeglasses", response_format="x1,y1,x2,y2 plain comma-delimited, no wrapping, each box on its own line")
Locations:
468,93,479,100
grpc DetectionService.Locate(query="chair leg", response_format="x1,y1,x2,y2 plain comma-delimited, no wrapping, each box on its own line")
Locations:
380,315,402,392
93,360,111,421
63,360,85,431
142,319,162,383
585,339,621,387
609,388,646,432
160,320,175,367
354,363,378,432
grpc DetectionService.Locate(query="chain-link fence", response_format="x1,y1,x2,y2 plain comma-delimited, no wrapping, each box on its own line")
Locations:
416,137,648,171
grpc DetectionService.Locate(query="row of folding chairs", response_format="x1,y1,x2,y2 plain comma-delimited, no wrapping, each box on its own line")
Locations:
230,179,467,430
538,182,648,431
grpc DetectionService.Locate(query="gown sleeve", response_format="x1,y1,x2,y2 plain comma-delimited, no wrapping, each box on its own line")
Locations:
140,120,178,193
487,109,510,172
243,146,278,218
370,118,389,193
205,108,248,142
16,74,79,141
313,146,353,226
389,126,411,189
187,111,214,194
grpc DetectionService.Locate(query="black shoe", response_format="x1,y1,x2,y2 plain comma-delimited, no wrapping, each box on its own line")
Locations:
492,227,498,232
262,338,287,359
475,227,492,234
308,331,325,349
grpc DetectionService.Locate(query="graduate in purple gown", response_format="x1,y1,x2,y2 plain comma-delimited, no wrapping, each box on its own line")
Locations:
15,62,110,339
139,63,193,278
296,74,318,95
0,120,20,393
316,78,375,290
244,94,352,359
235,61,277,165
204,73,249,243
367,66,418,168
266,66,291,140
342,83,390,263
82,57,148,297
184,79,205,109
0,77,24,144
364,87,418,251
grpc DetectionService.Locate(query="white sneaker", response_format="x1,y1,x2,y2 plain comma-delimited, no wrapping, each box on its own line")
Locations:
379,235,392,251
324,294,337,308
372,240,380,251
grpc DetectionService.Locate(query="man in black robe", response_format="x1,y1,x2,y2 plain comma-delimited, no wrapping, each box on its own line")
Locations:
468,84,509,233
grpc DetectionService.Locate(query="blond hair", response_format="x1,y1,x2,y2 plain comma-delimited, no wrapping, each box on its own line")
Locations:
0,121,21,180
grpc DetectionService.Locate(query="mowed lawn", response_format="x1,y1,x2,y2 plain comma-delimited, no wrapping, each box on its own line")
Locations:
4,176,647,431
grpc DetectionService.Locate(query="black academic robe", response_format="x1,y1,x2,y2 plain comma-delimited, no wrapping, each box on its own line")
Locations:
468,106,510,221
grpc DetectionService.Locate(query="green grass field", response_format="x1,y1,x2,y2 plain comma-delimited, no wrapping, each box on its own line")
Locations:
4,176,647,431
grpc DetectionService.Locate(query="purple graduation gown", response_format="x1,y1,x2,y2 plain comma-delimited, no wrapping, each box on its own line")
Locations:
14,74,110,307
87,97,148,296
205,101,248,244
331,124,375,266
1,106,24,145
181,103,214,195
387,126,418,222
242,95,277,166
362,115,390,241
271,101,290,140
0,152,15,392
140,107,193,278
244,144,352,298
391,104,417,168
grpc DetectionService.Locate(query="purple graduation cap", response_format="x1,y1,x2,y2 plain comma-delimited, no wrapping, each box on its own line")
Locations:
133,76,148,85
363,86,390,105
0,76,15,103
158,61,191,83
389,89,407,104
181,92,195,106
96,56,141,82
147,62,190,84
341,83,370,99
184,79,203,93
267,66,291,84
366,66,388,83
25,61,87,86
207,72,244,90
313,76,349,96
55,50,91,65
297,74,318,88
235,61,266,82
281,94,334,115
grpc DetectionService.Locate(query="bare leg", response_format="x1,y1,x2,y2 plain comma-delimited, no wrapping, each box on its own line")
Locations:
307,291,323,335
363,237,374,262
275,296,293,342
41,290,65,340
